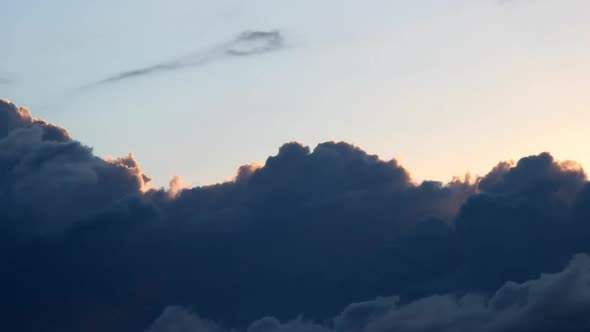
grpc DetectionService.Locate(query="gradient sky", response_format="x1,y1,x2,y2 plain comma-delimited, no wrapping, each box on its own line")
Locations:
2,0,589,187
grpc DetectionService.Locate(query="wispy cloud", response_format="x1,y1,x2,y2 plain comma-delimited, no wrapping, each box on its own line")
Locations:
93,30,284,86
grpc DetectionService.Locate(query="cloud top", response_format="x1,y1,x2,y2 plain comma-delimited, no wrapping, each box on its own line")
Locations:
2,99,590,332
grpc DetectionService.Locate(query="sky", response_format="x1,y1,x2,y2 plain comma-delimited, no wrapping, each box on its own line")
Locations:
4,2,590,331
2,0,589,188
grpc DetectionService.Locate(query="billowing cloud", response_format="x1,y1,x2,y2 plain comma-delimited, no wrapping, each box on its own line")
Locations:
0,98,70,141
0,99,148,236
94,30,283,86
2,99,590,332
148,253,590,332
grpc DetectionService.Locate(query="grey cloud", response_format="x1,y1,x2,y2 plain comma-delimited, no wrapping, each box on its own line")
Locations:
0,98,34,138
148,253,590,332
352,252,590,332
0,98,149,236
225,31,284,56
95,30,283,85
146,307,225,332
146,308,330,332
0,98,70,141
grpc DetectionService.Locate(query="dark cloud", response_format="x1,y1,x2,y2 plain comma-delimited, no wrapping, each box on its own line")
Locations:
147,253,590,332
94,30,283,86
0,99,148,237
0,98,71,142
2,99,590,332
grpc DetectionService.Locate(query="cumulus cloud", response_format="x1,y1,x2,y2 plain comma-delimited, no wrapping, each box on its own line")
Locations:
0,98,70,141
147,253,590,332
168,175,191,198
146,307,225,332
0,99,148,236
94,30,283,86
2,99,590,332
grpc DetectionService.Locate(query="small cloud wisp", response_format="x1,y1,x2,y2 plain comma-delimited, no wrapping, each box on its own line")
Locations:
94,30,283,86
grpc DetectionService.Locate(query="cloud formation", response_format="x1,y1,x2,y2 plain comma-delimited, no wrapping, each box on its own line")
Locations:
2,99,590,332
147,253,590,332
95,30,283,85
0,98,70,140
0,99,149,236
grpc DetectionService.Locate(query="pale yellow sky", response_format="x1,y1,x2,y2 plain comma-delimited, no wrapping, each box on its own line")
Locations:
3,0,589,187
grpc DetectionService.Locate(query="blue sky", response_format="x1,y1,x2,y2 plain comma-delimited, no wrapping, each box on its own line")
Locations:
2,0,590,187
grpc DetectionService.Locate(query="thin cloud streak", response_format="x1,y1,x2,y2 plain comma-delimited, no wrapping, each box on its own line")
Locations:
93,30,284,86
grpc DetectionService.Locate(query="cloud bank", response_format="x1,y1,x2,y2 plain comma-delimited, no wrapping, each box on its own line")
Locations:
1,98,590,332
95,30,283,85
149,253,590,332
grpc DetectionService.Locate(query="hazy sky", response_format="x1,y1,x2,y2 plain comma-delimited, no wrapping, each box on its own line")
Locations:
2,0,589,187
